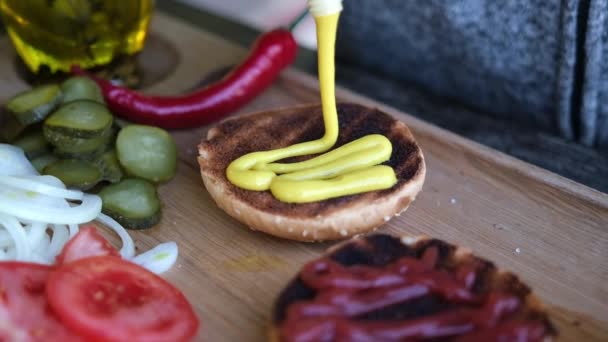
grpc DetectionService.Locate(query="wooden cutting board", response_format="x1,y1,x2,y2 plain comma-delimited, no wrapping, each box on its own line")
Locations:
1,11,607,342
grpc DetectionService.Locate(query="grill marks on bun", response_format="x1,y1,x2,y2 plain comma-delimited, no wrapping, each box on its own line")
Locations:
198,103,425,241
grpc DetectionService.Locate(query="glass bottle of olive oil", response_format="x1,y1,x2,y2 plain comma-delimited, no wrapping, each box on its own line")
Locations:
0,0,153,73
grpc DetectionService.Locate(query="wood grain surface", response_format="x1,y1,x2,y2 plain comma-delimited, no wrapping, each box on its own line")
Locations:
1,12,606,342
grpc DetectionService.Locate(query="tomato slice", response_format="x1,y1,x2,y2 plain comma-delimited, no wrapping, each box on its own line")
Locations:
0,262,83,342
55,226,119,265
46,256,199,342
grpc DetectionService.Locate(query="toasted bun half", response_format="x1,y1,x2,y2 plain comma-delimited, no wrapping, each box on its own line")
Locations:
198,103,425,241
270,234,557,341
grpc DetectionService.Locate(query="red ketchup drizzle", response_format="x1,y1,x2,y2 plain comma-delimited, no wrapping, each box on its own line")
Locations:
279,247,547,342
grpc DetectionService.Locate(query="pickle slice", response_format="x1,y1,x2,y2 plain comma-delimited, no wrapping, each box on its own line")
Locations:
61,76,105,104
5,84,63,126
44,100,113,138
0,110,26,142
31,154,59,173
99,178,161,230
43,159,102,190
13,129,50,159
113,117,133,129
54,143,109,161
94,149,124,183
116,125,177,183
45,125,113,154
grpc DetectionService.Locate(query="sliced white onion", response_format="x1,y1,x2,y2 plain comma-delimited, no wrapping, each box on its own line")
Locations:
33,234,51,264
68,224,79,238
96,213,135,259
131,242,178,274
4,247,16,260
0,214,28,261
23,174,65,187
0,176,83,200
0,248,8,261
28,251,50,264
0,194,102,224
0,189,62,210
0,144,38,176
0,145,178,274
48,224,69,260
0,230,12,247
25,222,46,256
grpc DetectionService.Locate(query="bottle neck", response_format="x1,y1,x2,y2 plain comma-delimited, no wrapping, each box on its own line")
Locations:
308,0,343,17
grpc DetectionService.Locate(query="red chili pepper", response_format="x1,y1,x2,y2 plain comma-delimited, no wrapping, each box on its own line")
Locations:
73,29,297,129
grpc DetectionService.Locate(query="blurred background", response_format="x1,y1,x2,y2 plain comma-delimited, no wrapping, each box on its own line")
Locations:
177,0,317,48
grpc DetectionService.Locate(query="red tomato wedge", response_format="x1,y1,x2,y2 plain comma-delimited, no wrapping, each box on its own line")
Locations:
0,262,83,342
46,256,199,342
55,226,119,265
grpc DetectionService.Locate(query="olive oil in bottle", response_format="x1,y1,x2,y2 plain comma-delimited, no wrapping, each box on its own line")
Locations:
0,0,153,73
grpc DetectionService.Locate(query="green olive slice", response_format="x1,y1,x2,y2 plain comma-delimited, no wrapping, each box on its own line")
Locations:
99,178,161,230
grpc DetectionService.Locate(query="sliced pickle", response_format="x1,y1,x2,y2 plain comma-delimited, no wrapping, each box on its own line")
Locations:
43,159,102,190
113,117,133,129
5,84,62,125
94,149,124,183
0,110,25,142
45,125,113,154
99,178,161,230
13,129,49,159
61,76,104,104
44,100,113,138
31,154,58,173
116,125,177,183
53,142,109,161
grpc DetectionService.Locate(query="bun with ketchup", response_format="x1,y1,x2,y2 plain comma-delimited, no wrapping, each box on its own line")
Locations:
197,103,425,241
270,234,557,341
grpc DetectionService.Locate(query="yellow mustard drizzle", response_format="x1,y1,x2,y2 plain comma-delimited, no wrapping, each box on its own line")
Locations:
226,12,397,203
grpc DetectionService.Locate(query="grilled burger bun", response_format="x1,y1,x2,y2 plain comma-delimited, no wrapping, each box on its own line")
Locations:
197,103,425,241
270,234,557,341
